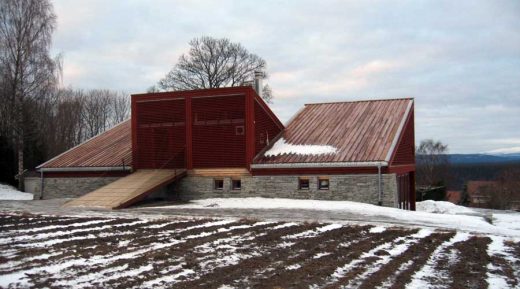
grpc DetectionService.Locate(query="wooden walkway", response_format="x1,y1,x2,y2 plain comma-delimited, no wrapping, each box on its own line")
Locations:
63,169,186,209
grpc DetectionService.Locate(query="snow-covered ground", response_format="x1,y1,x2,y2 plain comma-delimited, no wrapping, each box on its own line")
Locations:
152,198,520,237
0,183,33,201
1,212,518,288
416,200,475,214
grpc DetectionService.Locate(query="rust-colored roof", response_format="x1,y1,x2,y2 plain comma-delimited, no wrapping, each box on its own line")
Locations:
38,120,132,169
254,98,413,164
467,180,497,196
445,190,462,204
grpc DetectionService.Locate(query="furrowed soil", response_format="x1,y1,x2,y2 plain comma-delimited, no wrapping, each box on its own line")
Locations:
0,212,519,289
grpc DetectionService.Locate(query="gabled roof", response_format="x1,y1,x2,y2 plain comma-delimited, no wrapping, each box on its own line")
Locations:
253,98,413,166
38,120,132,170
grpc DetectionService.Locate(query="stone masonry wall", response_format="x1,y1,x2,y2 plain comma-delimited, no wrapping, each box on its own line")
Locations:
175,174,398,207
27,177,122,199
27,173,399,207
175,176,256,201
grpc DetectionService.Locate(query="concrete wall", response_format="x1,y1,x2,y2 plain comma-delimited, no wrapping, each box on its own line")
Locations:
175,174,398,207
26,176,122,199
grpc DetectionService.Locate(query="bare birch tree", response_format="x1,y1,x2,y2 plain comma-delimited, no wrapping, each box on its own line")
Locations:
416,139,450,188
0,0,57,189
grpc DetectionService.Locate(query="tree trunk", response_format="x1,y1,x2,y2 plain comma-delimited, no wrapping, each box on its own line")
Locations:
16,98,24,191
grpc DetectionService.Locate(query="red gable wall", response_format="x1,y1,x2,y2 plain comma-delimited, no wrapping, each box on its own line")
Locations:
131,86,283,171
254,97,284,156
134,99,186,169
192,94,246,168
390,108,415,166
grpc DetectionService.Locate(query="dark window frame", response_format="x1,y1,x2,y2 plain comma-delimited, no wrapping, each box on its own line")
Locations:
318,177,330,190
298,178,310,190
214,179,224,190
231,179,242,190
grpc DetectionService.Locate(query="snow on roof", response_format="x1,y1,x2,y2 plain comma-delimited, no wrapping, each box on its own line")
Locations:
264,138,337,157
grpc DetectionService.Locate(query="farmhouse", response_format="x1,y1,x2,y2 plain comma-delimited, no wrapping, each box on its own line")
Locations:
26,85,416,210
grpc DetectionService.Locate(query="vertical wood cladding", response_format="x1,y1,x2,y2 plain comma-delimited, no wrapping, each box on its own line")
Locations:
254,100,282,155
135,99,186,169
191,95,246,168
391,109,415,166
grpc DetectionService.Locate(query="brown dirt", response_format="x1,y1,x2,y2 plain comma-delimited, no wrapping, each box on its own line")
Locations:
449,236,492,289
1,213,518,289
358,232,456,289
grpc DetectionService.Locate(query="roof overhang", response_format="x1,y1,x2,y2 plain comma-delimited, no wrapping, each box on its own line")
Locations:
251,161,388,169
38,166,132,172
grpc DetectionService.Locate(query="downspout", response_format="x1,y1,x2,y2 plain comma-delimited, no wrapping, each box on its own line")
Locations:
377,163,382,206
39,170,44,200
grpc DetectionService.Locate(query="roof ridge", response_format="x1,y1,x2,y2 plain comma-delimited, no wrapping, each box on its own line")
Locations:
304,97,413,106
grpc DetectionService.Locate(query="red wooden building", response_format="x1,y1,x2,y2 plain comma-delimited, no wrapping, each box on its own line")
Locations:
32,86,416,210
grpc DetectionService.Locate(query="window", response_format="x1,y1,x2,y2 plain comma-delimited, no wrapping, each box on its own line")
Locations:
298,178,310,190
232,179,241,190
318,177,330,190
235,125,244,135
214,179,224,190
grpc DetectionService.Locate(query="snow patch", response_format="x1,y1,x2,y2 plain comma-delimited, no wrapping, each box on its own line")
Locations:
286,264,302,270
492,213,520,231
264,138,337,157
155,197,520,237
416,200,475,214
369,226,387,233
0,183,33,200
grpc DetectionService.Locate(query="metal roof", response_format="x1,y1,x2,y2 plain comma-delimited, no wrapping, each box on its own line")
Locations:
38,120,132,169
253,98,413,165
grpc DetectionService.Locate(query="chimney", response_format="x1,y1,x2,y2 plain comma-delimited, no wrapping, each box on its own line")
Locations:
254,70,263,98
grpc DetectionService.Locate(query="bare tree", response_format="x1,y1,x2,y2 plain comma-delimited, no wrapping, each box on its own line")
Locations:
487,168,520,210
156,36,273,102
111,91,130,125
416,139,450,189
0,0,57,189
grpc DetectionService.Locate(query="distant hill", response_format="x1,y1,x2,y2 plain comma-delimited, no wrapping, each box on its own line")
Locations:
447,153,520,164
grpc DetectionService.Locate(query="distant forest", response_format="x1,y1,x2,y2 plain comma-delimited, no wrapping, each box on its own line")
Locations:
447,162,520,190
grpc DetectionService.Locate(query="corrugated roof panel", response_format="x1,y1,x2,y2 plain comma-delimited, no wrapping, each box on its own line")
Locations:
254,98,413,164
38,120,132,168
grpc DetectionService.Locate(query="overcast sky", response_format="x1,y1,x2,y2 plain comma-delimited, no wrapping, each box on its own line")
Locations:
51,0,520,154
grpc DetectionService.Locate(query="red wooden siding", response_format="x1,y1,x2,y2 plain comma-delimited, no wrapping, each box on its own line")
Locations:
191,95,246,168
254,99,283,155
390,109,415,166
135,99,186,169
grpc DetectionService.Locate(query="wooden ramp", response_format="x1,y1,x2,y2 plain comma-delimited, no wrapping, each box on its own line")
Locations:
63,169,186,209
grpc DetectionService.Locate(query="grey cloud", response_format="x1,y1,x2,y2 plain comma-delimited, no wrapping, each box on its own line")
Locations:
52,0,520,153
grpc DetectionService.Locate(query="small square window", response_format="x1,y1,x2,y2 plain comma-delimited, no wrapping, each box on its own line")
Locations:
299,178,310,190
232,179,241,190
214,179,224,190
318,178,329,190
235,126,245,135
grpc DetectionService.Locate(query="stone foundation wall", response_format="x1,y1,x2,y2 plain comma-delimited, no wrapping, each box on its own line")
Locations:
26,177,122,199
175,174,398,207
175,176,256,200
27,173,399,207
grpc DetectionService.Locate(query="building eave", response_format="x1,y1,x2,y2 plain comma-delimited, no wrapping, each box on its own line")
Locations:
38,166,132,172
250,161,388,169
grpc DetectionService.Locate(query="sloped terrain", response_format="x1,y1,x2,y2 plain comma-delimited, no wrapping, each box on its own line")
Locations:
0,212,519,289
